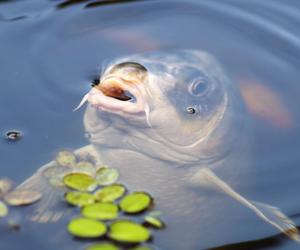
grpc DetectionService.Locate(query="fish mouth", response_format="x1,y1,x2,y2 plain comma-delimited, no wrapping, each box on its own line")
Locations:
83,75,149,117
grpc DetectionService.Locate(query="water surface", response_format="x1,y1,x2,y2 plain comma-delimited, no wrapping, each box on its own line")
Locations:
1,0,300,249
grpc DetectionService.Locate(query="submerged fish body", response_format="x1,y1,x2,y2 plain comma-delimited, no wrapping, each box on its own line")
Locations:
17,50,298,249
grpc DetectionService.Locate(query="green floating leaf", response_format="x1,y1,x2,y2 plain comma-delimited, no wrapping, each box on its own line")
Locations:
96,167,119,186
108,220,151,243
130,246,153,250
67,217,107,238
86,242,119,250
56,151,77,167
94,184,126,203
63,173,97,192
82,202,118,220
43,166,71,188
0,201,8,217
120,192,152,214
0,178,13,197
65,191,95,207
144,216,164,229
4,189,42,206
74,161,96,175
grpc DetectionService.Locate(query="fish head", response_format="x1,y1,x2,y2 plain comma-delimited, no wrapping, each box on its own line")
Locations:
83,50,243,165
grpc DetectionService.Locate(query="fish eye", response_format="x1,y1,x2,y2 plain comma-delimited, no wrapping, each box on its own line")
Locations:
186,107,196,114
189,78,209,96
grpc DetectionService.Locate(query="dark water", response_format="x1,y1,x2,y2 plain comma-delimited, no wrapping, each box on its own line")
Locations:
1,0,300,249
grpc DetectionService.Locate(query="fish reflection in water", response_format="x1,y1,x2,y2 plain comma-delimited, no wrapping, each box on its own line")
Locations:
17,50,299,249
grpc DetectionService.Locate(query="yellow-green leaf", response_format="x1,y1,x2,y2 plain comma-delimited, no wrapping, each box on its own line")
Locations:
94,184,126,203
56,151,77,167
67,217,107,238
82,203,118,220
108,220,150,243
96,168,119,186
63,173,97,192
0,201,8,217
120,192,152,214
144,216,164,229
65,191,95,207
86,242,119,250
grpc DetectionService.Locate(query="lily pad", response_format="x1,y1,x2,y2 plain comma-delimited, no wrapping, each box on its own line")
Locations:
65,191,95,207
0,201,8,217
63,173,97,192
94,184,126,203
67,217,107,238
82,202,118,220
108,220,151,243
0,178,13,197
74,161,96,174
96,167,119,186
4,189,42,206
120,192,152,214
86,242,119,250
130,246,153,250
144,216,164,229
56,151,77,167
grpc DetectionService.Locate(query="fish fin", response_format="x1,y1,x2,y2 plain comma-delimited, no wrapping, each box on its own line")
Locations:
251,201,300,241
190,168,299,241
16,144,100,223
16,163,69,223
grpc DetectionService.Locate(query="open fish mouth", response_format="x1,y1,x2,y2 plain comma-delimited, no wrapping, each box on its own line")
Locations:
92,76,147,114
75,74,150,124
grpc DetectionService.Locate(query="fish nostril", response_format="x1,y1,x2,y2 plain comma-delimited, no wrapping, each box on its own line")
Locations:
186,107,196,114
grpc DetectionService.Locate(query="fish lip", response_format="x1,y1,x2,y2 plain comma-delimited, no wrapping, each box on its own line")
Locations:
87,77,146,115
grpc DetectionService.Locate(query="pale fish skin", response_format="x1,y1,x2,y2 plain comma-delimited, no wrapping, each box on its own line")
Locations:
17,50,299,249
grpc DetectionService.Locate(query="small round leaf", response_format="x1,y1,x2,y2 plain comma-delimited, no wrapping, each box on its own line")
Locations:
86,242,119,250
5,189,42,206
63,173,97,192
94,184,126,203
82,203,118,220
74,161,96,175
56,151,77,167
120,192,152,214
65,192,95,207
108,220,151,243
0,178,13,197
144,216,164,229
96,168,119,186
67,217,107,238
0,201,8,217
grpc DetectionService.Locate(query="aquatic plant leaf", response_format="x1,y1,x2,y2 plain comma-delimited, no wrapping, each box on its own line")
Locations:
0,178,13,197
144,216,164,229
56,151,77,167
67,217,107,238
65,191,95,207
4,189,42,206
130,246,153,250
94,184,126,202
108,220,151,243
96,167,119,186
0,201,8,217
75,161,95,171
120,192,152,214
63,173,97,192
82,202,118,220
86,242,119,250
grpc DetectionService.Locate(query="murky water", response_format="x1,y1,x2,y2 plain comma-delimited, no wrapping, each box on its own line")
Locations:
1,0,300,249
